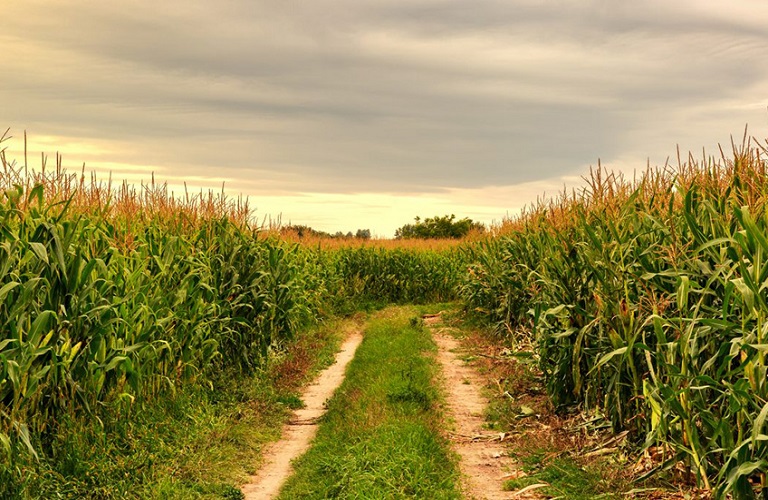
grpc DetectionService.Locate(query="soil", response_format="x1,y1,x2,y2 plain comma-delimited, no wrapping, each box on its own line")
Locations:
240,331,364,499
430,318,519,500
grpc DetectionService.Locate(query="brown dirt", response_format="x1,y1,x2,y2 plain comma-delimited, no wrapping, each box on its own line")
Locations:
431,319,519,500
240,331,363,499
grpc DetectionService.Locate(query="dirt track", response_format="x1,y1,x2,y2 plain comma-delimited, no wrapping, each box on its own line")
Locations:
240,331,363,499
432,323,518,500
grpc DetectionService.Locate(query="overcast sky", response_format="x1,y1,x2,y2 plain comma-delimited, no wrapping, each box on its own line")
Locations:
3,1,768,236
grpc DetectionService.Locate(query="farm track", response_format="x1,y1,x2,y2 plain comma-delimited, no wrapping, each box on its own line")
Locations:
240,330,363,499
242,311,518,499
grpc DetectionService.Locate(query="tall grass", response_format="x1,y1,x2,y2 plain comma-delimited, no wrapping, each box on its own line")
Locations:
461,131,768,497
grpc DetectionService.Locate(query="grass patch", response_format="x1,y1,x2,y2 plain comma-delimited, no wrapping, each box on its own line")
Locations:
277,306,460,499
1,317,353,499
503,453,618,499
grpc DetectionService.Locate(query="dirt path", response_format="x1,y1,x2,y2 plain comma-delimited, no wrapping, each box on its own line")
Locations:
430,320,518,500
240,331,364,499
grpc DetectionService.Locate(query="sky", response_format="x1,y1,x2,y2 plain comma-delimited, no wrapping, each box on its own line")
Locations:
3,1,768,236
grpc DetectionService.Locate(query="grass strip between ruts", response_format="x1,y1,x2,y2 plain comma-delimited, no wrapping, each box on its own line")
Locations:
277,306,461,499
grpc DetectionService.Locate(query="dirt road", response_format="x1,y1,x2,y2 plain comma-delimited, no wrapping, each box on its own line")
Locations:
431,322,518,500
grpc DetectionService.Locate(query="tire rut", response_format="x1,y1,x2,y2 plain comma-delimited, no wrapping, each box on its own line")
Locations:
432,325,519,500
240,331,363,499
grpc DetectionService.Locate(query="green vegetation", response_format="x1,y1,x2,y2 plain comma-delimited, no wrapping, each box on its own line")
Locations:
278,307,461,499
461,136,768,497
280,224,371,240
395,214,484,239
503,454,615,499
3,313,352,498
334,246,463,305
436,304,629,499
0,185,324,480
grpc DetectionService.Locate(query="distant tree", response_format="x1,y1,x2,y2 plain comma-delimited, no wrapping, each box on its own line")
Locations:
282,224,335,239
355,229,371,239
394,214,484,239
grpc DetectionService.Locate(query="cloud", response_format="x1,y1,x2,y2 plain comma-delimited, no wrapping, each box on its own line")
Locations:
3,1,768,233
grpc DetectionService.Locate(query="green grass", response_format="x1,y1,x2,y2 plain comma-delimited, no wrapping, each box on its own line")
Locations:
277,306,461,499
503,453,617,499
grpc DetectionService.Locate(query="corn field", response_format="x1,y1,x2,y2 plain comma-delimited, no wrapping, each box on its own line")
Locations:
0,170,319,460
0,134,464,484
461,133,768,497
6,127,768,497
333,246,461,304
